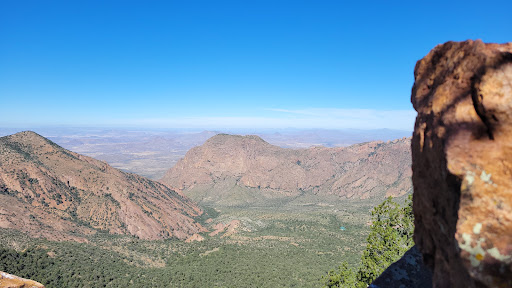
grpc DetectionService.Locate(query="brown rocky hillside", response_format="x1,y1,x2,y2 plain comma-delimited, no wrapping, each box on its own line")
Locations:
0,131,205,241
0,271,44,288
160,134,412,206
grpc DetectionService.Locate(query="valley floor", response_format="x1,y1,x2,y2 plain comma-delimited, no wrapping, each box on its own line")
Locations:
0,202,374,288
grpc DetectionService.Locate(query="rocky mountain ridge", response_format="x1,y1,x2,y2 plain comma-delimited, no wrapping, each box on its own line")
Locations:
160,134,412,206
0,131,205,241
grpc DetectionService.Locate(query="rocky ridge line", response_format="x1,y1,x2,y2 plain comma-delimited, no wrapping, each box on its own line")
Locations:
160,134,412,206
0,131,206,241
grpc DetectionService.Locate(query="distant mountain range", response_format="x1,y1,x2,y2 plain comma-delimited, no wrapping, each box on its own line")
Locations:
0,131,412,241
0,128,412,180
0,131,205,241
160,134,412,206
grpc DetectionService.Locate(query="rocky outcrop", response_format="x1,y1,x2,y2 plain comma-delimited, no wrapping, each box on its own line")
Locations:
209,220,241,238
160,134,412,206
185,233,205,243
0,131,206,241
370,246,432,288
412,40,512,287
0,271,44,288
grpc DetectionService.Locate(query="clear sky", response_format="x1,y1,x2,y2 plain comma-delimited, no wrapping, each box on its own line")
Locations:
1,1,510,131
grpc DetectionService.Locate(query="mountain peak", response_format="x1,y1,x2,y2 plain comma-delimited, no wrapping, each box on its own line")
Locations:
2,130,61,150
208,134,267,142
160,135,412,206
8,130,47,140
0,132,205,241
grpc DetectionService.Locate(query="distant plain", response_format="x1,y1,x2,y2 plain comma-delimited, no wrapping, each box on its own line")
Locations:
0,127,411,180
0,127,412,287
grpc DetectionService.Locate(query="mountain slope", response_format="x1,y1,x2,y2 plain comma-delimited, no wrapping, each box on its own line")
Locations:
160,134,412,206
0,131,205,240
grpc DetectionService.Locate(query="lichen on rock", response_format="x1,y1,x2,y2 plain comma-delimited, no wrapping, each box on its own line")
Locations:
411,40,512,287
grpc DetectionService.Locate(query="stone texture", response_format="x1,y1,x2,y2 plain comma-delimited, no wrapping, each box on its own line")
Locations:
370,245,432,288
0,271,44,288
411,40,512,287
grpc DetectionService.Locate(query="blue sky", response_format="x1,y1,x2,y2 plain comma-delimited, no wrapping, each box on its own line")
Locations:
1,1,510,131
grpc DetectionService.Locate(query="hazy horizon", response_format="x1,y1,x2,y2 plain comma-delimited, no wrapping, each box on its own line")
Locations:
0,126,414,181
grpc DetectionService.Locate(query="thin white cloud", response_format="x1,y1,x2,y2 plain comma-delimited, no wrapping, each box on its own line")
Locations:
115,108,416,131
265,108,318,116
265,108,416,130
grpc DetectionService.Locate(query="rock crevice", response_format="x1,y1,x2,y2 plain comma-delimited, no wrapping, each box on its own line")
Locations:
411,40,512,287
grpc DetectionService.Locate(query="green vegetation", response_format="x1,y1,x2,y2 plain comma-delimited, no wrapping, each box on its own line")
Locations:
0,196,412,287
323,195,414,287
0,201,375,288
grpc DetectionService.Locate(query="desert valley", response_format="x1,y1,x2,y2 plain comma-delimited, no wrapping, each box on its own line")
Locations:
0,128,412,287
2,40,512,287
2,1,510,287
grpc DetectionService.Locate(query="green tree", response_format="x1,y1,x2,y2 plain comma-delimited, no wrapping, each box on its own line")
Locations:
323,195,414,287
356,195,414,284
324,261,357,287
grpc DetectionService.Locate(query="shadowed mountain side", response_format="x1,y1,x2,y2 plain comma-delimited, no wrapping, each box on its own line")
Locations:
160,134,412,206
0,131,206,241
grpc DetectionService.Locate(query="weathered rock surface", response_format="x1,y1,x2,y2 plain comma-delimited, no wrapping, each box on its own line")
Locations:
160,134,412,206
370,245,432,288
209,220,241,238
0,131,206,241
185,233,205,243
412,40,512,287
0,271,44,288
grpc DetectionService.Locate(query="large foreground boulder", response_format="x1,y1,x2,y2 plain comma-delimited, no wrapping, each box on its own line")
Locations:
412,40,512,287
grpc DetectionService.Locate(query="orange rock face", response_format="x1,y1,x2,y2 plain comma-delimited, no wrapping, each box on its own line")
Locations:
0,271,44,288
412,40,512,287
